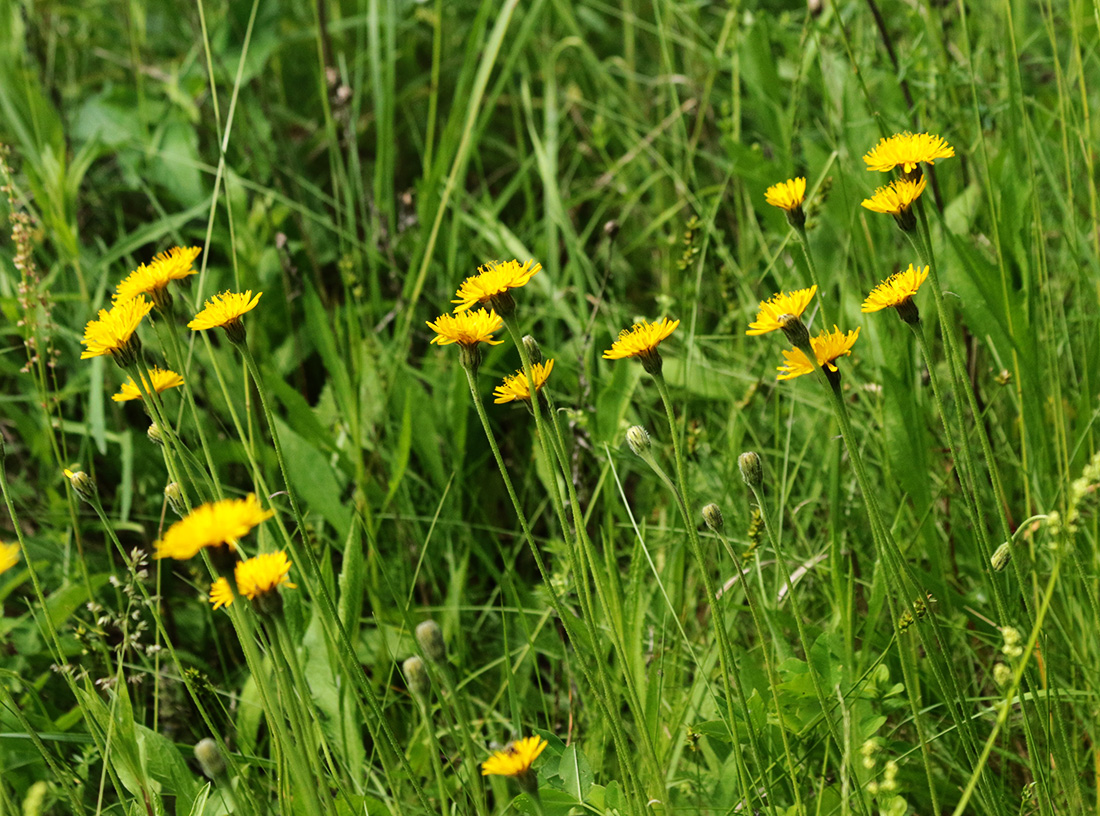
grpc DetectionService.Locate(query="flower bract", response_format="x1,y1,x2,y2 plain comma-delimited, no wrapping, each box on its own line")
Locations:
0,541,19,576
602,318,679,360
861,176,928,216
493,359,555,404
426,309,504,347
112,367,185,402
776,326,861,380
863,132,955,174
481,736,548,777
115,246,201,303
452,260,541,312
764,177,806,211
745,286,817,336
80,297,154,361
862,264,929,313
154,494,274,560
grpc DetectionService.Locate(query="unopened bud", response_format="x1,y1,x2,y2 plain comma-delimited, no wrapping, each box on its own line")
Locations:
63,469,97,504
147,423,164,446
415,619,446,663
702,503,724,534
193,738,225,780
164,482,186,518
626,426,651,457
522,335,543,365
403,656,430,698
990,542,1011,572
738,452,763,489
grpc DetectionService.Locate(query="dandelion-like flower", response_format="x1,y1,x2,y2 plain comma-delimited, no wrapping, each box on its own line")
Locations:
861,176,927,231
862,264,929,324
112,367,185,402
426,308,504,373
745,285,817,348
80,296,154,367
207,552,296,612
777,326,860,381
765,177,808,227
0,541,19,576
452,259,541,315
188,291,262,344
154,494,274,560
603,318,679,375
482,736,548,779
863,132,954,174
493,359,555,404
209,578,234,610
115,246,201,308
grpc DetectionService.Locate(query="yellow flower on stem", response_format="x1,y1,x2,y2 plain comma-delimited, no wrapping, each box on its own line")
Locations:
0,541,20,576
112,367,185,402
188,291,262,344
862,175,927,215
863,132,954,174
115,246,201,308
80,296,154,367
209,577,234,610
745,285,817,348
862,264,929,324
481,736,548,778
493,359,555,404
452,259,541,315
603,317,679,375
776,326,860,381
765,177,806,211
154,494,273,561
235,551,296,600
426,308,504,373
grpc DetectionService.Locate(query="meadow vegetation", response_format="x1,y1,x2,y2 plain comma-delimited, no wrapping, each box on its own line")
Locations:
1,0,1099,814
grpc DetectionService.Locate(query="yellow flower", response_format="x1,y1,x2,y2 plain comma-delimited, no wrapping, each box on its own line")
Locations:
745,286,817,336
862,264,929,313
602,318,679,361
764,177,806,211
493,359,555,404
863,132,955,174
235,551,296,601
481,736,548,777
80,296,154,365
861,175,927,216
0,541,20,576
777,326,860,381
188,291,262,343
112,367,185,402
115,246,201,305
154,494,274,560
426,309,504,347
452,259,541,313
209,577,234,610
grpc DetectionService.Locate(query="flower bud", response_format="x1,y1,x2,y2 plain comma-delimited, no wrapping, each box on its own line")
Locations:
990,542,1011,572
415,619,446,663
778,314,810,351
193,738,225,780
626,426,651,457
702,503,724,534
522,335,543,366
603,220,620,239
63,469,97,504
164,482,186,518
147,423,164,446
403,655,430,699
738,452,763,489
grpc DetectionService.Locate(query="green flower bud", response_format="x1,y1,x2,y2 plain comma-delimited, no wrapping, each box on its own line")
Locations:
991,542,1011,572
147,423,164,446
164,482,187,518
64,469,97,504
193,738,225,780
403,655,430,699
415,619,446,663
738,452,763,489
522,335,543,365
702,503,724,534
626,425,651,457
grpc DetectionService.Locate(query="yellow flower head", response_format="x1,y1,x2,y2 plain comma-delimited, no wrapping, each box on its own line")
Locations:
494,359,555,404
777,326,860,381
426,309,504,348
188,291,262,343
862,264,929,313
209,577,234,610
863,132,955,174
154,494,274,560
80,296,154,365
745,286,817,336
112,367,185,402
764,177,807,212
603,318,680,362
115,246,201,305
861,175,928,216
0,541,20,576
481,736,548,777
235,551,296,601
452,259,541,313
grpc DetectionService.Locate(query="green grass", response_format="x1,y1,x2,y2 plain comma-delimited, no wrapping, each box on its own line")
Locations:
1,0,1099,814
